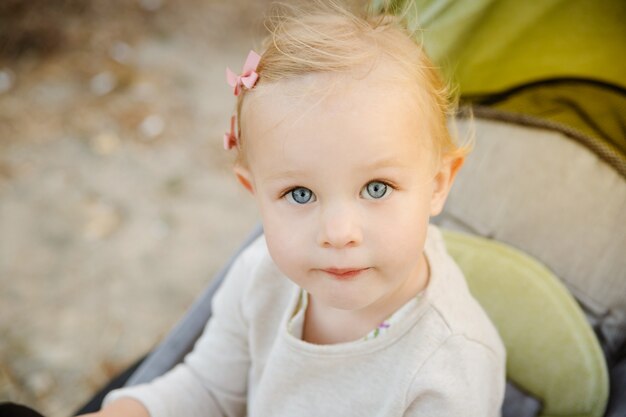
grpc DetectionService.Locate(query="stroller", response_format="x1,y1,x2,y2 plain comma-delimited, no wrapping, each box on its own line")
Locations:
77,0,626,415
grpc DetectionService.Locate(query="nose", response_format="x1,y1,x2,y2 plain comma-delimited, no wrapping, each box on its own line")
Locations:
317,203,363,249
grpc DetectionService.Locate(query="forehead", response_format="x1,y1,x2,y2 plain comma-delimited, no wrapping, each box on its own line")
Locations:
241,69,433,176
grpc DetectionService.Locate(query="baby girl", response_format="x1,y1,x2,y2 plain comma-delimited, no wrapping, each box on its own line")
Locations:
84,1,506,415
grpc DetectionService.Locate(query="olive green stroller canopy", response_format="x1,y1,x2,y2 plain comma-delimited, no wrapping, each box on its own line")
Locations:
405,0,626,175
77,1,626,416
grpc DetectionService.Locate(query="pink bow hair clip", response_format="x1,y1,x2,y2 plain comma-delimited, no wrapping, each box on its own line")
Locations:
226,50,261,96
223,114,238,150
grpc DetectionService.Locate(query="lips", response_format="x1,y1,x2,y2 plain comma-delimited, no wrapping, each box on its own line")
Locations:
321,267,370,279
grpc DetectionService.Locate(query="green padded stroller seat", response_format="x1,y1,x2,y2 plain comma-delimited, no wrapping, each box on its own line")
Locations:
443,230,609,417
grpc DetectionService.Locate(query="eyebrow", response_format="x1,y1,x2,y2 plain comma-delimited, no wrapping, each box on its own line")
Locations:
261,157,407,182
365,156,407,169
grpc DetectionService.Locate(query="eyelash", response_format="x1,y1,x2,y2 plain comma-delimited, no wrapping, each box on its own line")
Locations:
279,179,398,203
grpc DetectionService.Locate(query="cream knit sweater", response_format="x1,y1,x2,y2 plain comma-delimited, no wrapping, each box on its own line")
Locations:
104,225,506,416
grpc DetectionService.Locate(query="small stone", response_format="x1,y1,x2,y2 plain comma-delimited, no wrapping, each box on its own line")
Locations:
110,42,134,64
151,217,171,240
0,68,15,94
82,199,122,240
0,161,13,180
90,71,117,96
90,132,121,155
131,81,157,101
139,114,165,139
139,0,163,11
26,371,55,398
163,176,185,196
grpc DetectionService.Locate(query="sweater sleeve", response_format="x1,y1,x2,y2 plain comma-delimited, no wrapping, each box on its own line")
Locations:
404,335,505,417
102,245,257,417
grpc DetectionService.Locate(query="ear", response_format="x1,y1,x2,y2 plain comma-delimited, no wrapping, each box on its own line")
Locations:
429,156,464,216
233,164,255,195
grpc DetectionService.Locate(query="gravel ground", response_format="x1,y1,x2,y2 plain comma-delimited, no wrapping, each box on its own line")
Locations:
0,1,275,415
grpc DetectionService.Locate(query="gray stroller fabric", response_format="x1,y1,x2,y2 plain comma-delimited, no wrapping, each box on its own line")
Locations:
606,346,626,417
502,382,542,417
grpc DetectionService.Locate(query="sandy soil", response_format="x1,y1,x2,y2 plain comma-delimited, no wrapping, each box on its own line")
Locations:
0,1,275,415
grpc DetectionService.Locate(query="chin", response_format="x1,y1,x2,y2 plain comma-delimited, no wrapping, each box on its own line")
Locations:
316,288,374,311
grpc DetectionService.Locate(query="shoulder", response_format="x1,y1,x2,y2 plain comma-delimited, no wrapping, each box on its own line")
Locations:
422,224,506,359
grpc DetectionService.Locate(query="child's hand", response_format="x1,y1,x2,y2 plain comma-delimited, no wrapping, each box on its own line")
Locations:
76,398,149,417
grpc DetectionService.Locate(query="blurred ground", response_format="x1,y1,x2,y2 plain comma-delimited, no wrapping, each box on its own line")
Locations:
0,1,271,415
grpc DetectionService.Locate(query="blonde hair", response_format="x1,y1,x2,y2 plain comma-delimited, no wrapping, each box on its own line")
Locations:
232,0,473,170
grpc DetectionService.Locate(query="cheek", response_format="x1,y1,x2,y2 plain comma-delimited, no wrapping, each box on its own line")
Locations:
259,204,310,277
367,196,430,261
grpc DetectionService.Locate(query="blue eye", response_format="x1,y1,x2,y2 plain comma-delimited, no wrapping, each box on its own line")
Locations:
285,187,316,204
361,181,391,200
